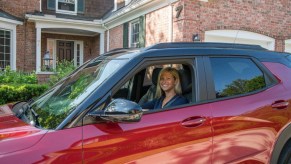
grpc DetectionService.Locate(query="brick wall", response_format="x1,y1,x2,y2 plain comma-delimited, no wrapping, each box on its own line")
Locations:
0,0,40,18
180,0,291,50
14,21,37,72
109,25,123,51
37,74,51,84
41,0,113,19
145,6,171,47
89,35,100,61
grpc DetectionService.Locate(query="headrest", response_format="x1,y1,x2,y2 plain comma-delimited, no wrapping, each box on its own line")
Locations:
152,68,162,86
178,68,192,94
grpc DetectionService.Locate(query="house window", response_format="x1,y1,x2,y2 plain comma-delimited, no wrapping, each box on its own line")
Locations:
47,0,84,14
130,20,140,48
57,0,77,14
0,29,11,70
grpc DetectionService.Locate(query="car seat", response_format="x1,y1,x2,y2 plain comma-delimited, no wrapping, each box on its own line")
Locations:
178,67,192,102
139,68,162,105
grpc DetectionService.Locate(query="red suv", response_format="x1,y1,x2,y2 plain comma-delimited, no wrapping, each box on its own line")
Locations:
1,42,291,163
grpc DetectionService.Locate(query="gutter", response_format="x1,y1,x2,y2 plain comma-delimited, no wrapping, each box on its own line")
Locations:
25,14,102,26
103,0,179,28
39,0,42,12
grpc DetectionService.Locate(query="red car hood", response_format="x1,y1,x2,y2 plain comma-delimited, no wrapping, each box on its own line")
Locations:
0,104,47,155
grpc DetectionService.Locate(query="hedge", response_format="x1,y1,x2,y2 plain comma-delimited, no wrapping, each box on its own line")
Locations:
0,66,37,84
0,84,48,105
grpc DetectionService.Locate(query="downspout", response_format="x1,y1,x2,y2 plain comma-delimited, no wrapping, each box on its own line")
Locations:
39,0,42,12
168,0,174,42
102,23,110,52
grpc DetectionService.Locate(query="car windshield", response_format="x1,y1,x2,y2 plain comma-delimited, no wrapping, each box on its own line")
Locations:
29,54,132,129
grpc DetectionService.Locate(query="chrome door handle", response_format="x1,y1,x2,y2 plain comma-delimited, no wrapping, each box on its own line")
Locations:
272,100,289,109
181,117,206,128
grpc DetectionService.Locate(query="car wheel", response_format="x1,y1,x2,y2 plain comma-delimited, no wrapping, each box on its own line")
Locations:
278,140,291,164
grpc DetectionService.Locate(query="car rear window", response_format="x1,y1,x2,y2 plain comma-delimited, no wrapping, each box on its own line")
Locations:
210,57,266,99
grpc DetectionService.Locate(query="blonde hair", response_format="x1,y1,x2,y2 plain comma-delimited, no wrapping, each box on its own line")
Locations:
155,67,182,98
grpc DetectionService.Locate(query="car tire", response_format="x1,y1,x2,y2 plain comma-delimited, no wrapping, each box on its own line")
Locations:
278,140,291,164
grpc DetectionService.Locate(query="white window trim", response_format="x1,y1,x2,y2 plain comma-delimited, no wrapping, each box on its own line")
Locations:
285,39,291,53
41,38,84,73
0,18,22,71
56,0,78,15
129,19,140,48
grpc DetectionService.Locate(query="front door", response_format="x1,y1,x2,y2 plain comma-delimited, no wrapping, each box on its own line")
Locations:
57,41,74,62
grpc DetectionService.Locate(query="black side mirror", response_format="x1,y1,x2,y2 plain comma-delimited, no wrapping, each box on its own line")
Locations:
89,99,143,123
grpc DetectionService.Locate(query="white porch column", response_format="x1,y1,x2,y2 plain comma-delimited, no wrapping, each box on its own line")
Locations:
11,26,17,70
36,27,41,72
100,32,105,55
168,3,173,42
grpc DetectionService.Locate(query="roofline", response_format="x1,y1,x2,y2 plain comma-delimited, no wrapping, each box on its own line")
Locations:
25,0,178,30
102,0,178,29
25,14,102,26
0,17,23,25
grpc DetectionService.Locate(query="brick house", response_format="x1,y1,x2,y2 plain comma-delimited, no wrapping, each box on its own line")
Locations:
0,0,290,82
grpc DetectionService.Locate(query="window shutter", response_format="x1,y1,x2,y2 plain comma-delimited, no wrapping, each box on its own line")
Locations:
123,22,129,48
138,15,145,48
78,0,84,13
47,0,56,10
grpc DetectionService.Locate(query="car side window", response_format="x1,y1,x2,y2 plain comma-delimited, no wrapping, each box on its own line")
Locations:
112,63,193,110
210,57,266,98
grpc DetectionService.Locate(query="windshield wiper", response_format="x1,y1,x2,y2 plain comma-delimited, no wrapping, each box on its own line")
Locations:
17,102,40,127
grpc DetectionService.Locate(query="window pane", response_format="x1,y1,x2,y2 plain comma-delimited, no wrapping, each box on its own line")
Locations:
58,0,75,11
77,0,84,12
0,45,4,52
0,53,4,60
131,21,140,47
5,53,10,60
0,30,4,38
5,46,10,53
5,31,10,38
0,38,4,45
0,61,4,70
210,57,266,98
5,38,10,46
47,0,56,9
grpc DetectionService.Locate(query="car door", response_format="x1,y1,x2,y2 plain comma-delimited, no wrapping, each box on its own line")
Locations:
81,58,213,163
205,56,289,163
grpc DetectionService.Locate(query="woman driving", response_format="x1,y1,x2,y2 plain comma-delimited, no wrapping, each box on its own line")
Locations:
141,67,188,109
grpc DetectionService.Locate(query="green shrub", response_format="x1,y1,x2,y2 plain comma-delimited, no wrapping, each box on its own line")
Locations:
0,66,37,84
0,84,48,105
49,60,76,86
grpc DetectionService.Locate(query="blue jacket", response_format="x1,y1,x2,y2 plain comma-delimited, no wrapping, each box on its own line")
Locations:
141,95,188,110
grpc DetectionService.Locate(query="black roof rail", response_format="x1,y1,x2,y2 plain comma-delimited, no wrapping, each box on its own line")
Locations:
145,42,267,51
102,47,138,56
